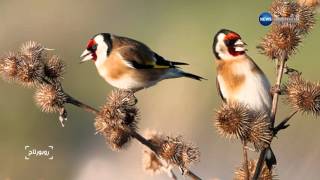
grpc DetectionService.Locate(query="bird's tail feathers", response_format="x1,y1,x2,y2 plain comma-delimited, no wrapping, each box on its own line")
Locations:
171,61,189,66
181,71,206,81
162,69,206,81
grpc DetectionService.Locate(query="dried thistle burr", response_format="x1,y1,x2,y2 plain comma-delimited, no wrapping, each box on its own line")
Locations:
295,4,316,34
0,53,19,81
44,55,65,81
270,0,298,18
157,135,200,171
20,41,47,61
285,74,320,116
247,113,273,151
215,102,252,140
15,53,45,87
257,26,301,60
34,84,67,113
94,90,139,151
234,160,276,180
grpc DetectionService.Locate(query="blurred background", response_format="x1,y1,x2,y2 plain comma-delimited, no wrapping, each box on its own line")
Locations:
0,0,319,179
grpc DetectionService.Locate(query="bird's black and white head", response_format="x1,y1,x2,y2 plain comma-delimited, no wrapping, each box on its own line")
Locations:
80,33,112,63
212,29,247,60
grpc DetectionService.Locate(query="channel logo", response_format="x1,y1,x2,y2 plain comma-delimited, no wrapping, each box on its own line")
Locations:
259,12,273,26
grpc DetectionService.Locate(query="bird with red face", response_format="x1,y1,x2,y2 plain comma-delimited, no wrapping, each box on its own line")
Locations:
213,29,272,114
80,33,205,92
213,29,277,169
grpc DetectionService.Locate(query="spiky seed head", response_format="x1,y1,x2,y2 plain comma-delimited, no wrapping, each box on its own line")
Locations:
247,113,273,151
270,0,298,18
20,41,46,61
295,5,316,35
234,160,276,180
34,84,67,113
158,136,200,170
215,102,252,140
94,90,139,151
258,26,301,60
15,54,45,87
44,55,65,81
285,75,320,116
0,52,19,81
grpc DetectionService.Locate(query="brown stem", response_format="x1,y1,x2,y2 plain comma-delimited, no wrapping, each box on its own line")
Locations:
270,58,287,127
243,142,250,180
253,57,287,180
184,170,202,180
65,94,99,115
54,91,202,180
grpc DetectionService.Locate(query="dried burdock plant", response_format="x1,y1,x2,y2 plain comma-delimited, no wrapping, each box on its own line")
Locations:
95,90,139,151
234,160,276,180
258,0,315,60
158,135,200,171
215,102,252,140
253,0,317,179
295,4,316,34
34,84,67,113
0,52,19,82
270,0,298,18
44,55,65,81
247,113,273,151
257,26,301,60
285,74,320,116
215,102,272,150
1,42,203,180
20,41,47,61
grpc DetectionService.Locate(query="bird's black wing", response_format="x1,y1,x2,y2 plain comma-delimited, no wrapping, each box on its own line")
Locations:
153,52,189,68
118,46,188,69
216,77,226,102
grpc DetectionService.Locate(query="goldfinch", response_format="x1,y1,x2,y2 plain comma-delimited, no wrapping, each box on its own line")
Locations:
80,33,205,92
213,29,276,169
213,29,272,114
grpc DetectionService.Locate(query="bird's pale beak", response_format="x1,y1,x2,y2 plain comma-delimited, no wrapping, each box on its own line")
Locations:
234,39,248,52
80,49,93,63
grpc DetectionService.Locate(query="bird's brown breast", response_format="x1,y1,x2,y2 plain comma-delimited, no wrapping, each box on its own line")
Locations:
103,52,129,80
216,60,246,94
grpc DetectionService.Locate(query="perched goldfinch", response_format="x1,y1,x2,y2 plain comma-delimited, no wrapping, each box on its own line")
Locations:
213,29,272,114
213,29,276,169
80,33,204,92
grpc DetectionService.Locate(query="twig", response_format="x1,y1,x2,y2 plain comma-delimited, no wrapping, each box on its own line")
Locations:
184,170,202,180
253,57,287,180
65,94,99,115
243,142,250,180
60,94,201,180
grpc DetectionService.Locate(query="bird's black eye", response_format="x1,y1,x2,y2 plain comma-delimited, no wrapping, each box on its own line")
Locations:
92,44,98,51
224,39,237,47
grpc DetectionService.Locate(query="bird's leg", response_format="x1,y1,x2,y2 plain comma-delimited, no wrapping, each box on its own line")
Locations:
122,89,138,105
270,84,283,95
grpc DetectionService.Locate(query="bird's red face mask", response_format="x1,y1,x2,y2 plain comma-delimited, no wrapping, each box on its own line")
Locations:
80,39,98,63
224,32,247,57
